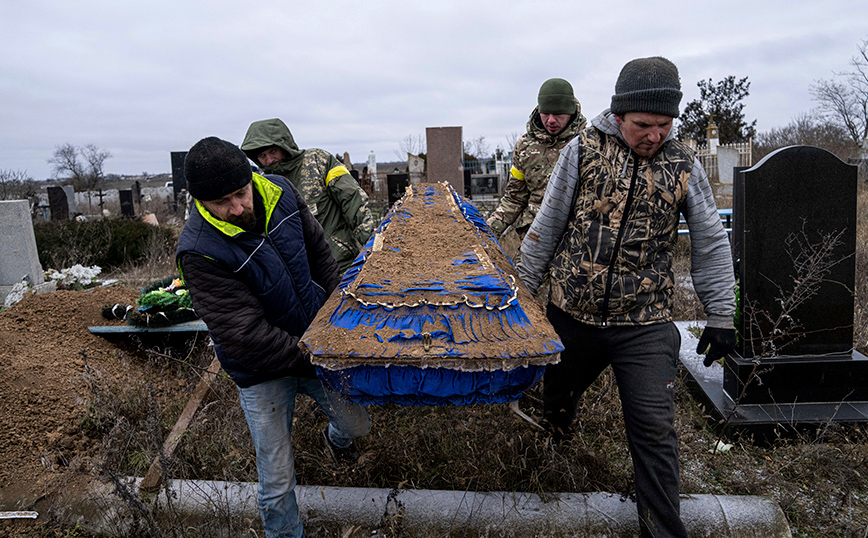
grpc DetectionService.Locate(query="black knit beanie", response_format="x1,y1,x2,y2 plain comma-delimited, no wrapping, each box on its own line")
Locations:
610,57,682,118
184,137,252,201
538,78,577,115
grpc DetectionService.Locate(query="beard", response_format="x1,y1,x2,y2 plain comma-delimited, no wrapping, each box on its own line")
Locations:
225,207,257,230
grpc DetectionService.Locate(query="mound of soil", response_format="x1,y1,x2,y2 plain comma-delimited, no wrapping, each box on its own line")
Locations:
0,286,160,535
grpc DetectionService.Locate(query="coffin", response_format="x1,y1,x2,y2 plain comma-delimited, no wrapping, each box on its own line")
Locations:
300,182,562,405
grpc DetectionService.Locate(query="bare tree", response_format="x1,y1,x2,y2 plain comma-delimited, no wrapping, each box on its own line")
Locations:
0,169,38,204
810,37,868,154
394,134,426,161
49,143,84,182
716,225,850,438
48,143,112,191
753,112,860,161
504,131,521,153
463,136,491,159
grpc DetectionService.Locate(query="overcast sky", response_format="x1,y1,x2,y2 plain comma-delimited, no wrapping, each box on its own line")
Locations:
1,0,865,180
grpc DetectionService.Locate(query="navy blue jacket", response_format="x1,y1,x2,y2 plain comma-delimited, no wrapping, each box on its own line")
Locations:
177,173,339,387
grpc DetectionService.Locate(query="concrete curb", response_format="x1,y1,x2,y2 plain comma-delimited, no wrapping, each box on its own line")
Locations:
81,478,792,537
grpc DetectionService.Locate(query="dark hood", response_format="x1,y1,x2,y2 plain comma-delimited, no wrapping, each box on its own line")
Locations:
241,118,306,178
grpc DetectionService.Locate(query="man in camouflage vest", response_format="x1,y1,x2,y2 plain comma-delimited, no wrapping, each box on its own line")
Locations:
486,78,586,240
242,118,376,273
519,57,736,538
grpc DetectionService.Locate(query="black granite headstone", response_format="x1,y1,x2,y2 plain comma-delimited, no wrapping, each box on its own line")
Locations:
387,173,409,208
470,174,500,196
119,190,135,218
724,145,867,407
735,146,856,357
171,151,188,199
46,187,69,221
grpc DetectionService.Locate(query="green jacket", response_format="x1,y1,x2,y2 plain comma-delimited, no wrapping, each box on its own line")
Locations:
241,118,376,272
486,101,586,238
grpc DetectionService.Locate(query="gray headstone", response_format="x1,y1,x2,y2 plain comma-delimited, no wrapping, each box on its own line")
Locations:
0,200,54,298
426,126,464,193
408,153,425,174
716,147,739,186
62,185,77,214
46,187,69,221
132,180,142,205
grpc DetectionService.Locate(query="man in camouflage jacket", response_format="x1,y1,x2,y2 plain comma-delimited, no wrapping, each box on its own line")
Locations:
242,118,376,273
519,58,736,538
486,78,586,240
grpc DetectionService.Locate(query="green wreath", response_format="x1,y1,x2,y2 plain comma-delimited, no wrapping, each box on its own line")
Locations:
102,276,199,327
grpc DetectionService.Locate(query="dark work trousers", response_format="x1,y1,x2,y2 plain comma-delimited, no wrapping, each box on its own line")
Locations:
543,304,688,538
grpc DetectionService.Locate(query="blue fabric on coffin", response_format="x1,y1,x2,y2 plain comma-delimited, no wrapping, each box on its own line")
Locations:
301,182,563,406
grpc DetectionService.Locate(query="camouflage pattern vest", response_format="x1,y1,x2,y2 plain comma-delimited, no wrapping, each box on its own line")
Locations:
488,108,585,237
548,128,694,327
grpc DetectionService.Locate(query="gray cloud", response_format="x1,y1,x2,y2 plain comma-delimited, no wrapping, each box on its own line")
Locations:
1,0,865,179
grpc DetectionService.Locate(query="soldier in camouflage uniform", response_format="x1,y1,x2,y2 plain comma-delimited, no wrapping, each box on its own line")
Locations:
242,118,376,273
519,58,736,538
487,78,586,240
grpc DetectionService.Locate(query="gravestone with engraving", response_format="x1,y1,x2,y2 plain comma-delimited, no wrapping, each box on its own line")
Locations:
387,173,409,208
0,200,55,300
470,175,500,196
726,146,867,406
426,126,463,194
119,190,135,218
408,152,425,185
47,187,69,221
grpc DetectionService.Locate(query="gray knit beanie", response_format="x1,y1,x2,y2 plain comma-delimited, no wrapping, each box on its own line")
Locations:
538,78,577,115
185,137,252,201
610,57,682,118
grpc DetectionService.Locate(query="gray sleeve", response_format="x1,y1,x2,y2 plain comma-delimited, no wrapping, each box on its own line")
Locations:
682,158,737,328
517,138,580,294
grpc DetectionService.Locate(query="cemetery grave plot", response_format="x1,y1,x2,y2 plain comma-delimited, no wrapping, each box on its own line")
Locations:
0,286,197,527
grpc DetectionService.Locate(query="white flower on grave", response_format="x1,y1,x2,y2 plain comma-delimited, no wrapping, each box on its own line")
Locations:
45,264,102,287
3,281,32,309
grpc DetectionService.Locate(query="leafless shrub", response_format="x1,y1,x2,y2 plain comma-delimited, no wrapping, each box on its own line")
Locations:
753,112,860,162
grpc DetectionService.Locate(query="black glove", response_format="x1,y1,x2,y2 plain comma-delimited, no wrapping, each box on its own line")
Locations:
696,327,736,367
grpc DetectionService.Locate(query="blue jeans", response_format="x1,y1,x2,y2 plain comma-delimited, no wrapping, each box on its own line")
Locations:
237,376,371,538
